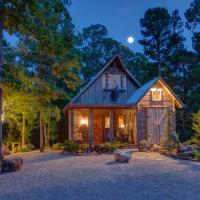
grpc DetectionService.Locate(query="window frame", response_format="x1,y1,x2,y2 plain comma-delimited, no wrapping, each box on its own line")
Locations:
102,73,126,90
150,88,163,102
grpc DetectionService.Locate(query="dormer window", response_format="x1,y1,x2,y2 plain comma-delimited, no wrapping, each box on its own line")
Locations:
151,88,162,101
102,74,126,90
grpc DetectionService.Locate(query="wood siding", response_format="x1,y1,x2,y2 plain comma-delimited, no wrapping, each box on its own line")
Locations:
137,81,176,144
74,63,138,105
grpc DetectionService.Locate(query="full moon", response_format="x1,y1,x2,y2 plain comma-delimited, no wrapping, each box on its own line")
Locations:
127,36,134,44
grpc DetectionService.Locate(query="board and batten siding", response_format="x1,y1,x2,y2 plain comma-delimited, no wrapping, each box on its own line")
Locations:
74,65,138,105
137,81,176,143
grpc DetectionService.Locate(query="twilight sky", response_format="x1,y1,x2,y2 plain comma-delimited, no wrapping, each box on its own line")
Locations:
5,0,194,53
69,0,193,52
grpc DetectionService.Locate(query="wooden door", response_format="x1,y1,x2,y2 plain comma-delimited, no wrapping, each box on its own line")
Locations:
146,108,166,144
93,117,102,144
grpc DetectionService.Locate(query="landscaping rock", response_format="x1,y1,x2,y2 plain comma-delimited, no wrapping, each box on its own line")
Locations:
178,143,192,153
151,144,162,152
140,139,151,152
113,149,133,162
2,157,23,172
178,151,193,157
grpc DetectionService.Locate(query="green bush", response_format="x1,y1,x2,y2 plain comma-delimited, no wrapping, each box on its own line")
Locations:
112,140,128,149
193,151,200,161
79,143,89,152
62,140,80,152
20,147,29,153
100,141,128,152
191,111,200,146
100,142,117,152
160,131,180,153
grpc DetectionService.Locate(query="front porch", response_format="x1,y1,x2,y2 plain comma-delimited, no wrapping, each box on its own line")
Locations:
68,108,137,146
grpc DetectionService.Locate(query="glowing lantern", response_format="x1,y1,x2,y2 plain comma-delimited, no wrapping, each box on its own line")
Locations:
118,116,125,128
80,117,88,127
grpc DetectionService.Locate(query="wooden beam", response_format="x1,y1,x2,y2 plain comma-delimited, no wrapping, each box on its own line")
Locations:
109,110,114,141
89,109,94,147
68,109,74,141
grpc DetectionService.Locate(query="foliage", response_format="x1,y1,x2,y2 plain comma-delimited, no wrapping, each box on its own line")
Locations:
139,8,185,76
79,143,89,151
185,0,200,55
100,141,128,152
193,151,200,160
160,109,180,153
79,24,150,84
191,111,200,146
62,140,80,152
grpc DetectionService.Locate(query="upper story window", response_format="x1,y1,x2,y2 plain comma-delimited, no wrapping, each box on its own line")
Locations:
151,88,163,101
102,74,126,90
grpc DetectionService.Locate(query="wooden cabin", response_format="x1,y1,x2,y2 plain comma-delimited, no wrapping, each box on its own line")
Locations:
63,55,183,146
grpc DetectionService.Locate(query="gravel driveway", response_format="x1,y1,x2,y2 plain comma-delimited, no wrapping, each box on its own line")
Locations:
0,151,200,200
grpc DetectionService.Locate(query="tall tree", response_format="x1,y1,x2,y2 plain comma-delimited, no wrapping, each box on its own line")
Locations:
185,0,200,55
0,0,38,158
80,24,150,84
16,1,81,151
139,8,185,78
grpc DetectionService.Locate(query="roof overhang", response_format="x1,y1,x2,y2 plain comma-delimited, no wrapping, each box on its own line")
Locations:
63,103,136,112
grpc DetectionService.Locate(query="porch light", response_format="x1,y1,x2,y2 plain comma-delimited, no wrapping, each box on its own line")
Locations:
118,116,125,128
150,88,163,92
80,117,88,127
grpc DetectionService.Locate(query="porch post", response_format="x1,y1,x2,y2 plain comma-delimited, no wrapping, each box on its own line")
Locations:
109,109,114,141
68,109,74,141
89,109,94,147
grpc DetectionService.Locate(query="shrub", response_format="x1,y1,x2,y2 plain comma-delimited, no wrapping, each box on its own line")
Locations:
79,143,89,152
100,141,128,152
160,131,180,153
20,147,29,153
193,151,200,161
191,111,200,146
20,144,35,153
100,142,117,152
62,140,80,152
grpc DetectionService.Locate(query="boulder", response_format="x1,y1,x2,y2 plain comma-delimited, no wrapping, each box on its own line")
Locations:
178,143,192,153
113,149,133,162
140,139,151,152
178,151,193,157
151,144,162,152
2,157,23,172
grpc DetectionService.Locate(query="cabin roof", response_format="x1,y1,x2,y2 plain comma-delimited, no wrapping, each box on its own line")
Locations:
126,76,184,108
63,54,141,111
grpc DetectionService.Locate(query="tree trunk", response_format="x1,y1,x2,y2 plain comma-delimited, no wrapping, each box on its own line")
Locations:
0,1,4,166
40,112,44,152
44,123,48,148
47,124,50,147
22,113,26,147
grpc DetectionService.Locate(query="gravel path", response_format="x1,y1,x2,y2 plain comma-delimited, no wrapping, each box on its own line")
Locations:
0,151,200,200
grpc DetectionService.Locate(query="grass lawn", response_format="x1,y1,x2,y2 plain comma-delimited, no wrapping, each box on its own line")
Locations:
0,151,200,200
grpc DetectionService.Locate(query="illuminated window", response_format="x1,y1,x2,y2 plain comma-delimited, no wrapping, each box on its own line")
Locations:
105,117,110,128
151,88,162,101
118,116,125,128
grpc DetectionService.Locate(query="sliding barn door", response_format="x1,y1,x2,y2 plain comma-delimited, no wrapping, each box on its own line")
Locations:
146,108,166,144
